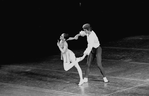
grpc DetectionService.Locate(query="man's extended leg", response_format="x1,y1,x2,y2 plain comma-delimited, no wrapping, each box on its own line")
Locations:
96,47,108,82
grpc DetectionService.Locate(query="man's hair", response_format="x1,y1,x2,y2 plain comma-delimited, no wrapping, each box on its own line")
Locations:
82,23,92,31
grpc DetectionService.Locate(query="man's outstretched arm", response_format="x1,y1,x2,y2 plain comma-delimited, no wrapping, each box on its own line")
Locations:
67,33,81,41
67,31,86,41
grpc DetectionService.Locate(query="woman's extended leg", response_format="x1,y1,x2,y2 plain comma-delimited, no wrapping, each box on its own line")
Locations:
74,61,84,85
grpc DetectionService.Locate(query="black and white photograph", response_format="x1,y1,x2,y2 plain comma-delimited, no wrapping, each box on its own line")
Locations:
0,0,149,96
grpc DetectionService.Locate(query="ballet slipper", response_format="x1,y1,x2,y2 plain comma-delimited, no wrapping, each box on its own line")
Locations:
76,58,82,62
78,79,84,86
76,56,84,62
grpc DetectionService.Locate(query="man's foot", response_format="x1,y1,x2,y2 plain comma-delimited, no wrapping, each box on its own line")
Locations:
83,77,88,83
78,80,84,86
103,77,109,83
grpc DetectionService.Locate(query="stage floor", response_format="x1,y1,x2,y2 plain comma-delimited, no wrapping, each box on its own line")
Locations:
1,36,149,96
0,57,149,96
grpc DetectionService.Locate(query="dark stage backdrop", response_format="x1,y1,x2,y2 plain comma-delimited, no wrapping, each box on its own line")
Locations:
1,1,148,63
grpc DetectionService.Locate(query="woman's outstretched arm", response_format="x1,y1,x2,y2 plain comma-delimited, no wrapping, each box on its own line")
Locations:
67,33,81,41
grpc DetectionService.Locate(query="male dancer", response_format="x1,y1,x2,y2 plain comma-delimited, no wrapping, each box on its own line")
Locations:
68,23,109,83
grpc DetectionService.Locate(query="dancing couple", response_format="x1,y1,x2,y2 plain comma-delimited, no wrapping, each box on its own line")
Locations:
57,23,109,86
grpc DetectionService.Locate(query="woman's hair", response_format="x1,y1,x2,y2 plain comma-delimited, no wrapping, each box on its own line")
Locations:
61,33,69,40
82,23,92,31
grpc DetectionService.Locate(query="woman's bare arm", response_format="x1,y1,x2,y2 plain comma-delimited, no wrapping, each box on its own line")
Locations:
67,34,81,41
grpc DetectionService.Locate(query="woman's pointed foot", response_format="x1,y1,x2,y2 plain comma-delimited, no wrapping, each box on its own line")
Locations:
76,57,82,62
78,80,84,86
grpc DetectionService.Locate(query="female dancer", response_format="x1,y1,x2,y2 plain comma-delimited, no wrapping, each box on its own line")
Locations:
57,33,86,85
